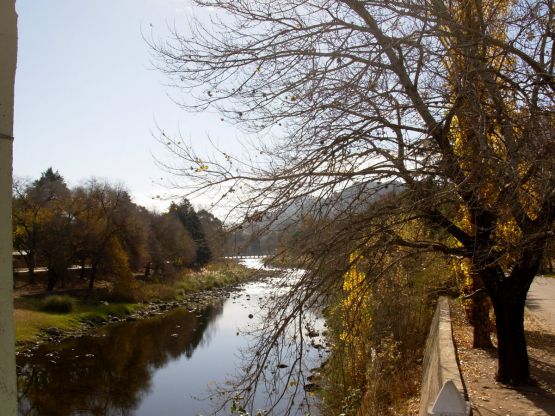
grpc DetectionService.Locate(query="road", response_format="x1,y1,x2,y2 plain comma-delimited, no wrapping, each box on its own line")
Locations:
527,276,555,332
13,265,91,274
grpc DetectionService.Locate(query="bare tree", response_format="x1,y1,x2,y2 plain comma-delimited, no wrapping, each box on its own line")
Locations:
151,0,555,391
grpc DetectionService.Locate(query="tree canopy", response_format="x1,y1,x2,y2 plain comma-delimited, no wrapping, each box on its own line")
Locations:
170,198,213,267
152,0,555,387
13,169,216,290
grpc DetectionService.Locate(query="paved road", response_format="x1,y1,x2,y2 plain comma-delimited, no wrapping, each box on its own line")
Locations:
13,265,90,273
527,276,555,332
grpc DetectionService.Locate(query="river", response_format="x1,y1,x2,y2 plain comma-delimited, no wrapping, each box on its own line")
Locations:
17,259,326,416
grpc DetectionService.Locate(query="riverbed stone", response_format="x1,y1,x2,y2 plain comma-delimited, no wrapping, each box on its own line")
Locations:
45,327,61,336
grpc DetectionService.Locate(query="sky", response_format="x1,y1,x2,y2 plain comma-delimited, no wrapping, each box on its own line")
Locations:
14,0,243,213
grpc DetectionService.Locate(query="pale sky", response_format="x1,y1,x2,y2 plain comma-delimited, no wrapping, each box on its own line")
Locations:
14,0,243,212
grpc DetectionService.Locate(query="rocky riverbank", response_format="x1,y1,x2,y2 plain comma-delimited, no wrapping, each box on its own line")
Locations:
15,263,278,352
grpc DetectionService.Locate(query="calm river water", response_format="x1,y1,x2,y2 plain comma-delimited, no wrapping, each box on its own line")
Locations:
17,260,325,416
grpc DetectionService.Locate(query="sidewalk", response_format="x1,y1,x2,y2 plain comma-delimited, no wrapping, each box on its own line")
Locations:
527,276,555,333
450,296,555,416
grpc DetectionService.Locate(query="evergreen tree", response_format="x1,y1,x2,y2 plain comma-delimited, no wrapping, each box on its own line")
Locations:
33,167,65,188
169,199,212,267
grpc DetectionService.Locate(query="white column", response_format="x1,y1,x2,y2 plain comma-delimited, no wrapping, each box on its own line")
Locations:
0,0,18,414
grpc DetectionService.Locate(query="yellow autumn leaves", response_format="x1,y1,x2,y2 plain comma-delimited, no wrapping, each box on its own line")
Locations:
337,252,373,386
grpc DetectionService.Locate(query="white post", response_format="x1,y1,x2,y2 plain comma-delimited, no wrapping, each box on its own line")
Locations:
0,0,18,414
428,380,470,416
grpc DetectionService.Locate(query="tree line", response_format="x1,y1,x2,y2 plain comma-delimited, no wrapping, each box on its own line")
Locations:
12,168,224,291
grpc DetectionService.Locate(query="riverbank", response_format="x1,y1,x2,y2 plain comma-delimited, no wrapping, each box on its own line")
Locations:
14,260,269,349
317,253,456,415
16,262,319,416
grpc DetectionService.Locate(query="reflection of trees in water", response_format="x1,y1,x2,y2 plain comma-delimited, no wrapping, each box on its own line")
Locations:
17,302,224,416
181,302,223,360
193,308,223,356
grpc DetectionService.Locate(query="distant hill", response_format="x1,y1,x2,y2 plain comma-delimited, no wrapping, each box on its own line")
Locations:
264,179,405,227
224,180,405,255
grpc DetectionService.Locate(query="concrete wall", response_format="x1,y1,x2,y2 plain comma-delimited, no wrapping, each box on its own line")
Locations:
0,0,18,414
419,297,467,416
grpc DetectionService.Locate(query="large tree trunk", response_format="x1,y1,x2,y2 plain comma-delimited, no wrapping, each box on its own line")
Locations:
0,1,18,412
490,288,529,384
480,250,540,385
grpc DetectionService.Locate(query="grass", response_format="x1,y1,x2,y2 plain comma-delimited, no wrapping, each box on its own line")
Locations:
15,299,140,344
175,264,252,296
39,295,76,313
109,260,256,302
14,260,254,345
15,309,77,343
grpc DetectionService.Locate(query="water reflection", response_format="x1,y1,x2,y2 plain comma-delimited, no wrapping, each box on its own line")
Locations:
18,303,224,416
18,262,326,416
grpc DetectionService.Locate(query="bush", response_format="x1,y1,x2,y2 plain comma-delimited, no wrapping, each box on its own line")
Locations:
39,295,76,313
109,275,146,303
320,253,454,416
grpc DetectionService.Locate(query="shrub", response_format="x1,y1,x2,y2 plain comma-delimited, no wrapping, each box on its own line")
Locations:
110,275,146,303
39,295,76,313
320,253,455,416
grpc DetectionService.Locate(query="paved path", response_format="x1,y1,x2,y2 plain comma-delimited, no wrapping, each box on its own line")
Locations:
527,276,555,332
13,265,90,273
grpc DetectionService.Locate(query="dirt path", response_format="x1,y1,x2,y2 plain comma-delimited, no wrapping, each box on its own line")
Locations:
528,276,555,333
450,300,555,416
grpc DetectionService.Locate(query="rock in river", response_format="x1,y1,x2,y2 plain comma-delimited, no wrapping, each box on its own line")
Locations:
45,327,61,336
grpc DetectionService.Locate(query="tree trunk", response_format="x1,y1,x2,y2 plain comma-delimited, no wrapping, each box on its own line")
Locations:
46,268,57,291
27,250,36,284
89,263,97,290
471,274,493,348
490,289,529,384
480,256,539,385
472,292,493,349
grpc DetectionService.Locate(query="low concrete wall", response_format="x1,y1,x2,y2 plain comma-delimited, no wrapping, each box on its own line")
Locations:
419,297,468,415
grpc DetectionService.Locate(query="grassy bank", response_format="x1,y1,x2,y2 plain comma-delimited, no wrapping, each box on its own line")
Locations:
14,260,255,345
14,300,139,343
135,261,256,302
